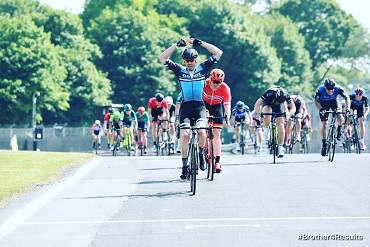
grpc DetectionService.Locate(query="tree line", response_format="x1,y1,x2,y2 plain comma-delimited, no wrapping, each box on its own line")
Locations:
0,0,369,126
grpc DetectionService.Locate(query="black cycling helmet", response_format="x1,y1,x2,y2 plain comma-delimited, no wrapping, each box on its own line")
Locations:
108,107,114,114
275,88,286,103
236,101,244,108
324,77,336,90
155,93,164,102
181,48,198,60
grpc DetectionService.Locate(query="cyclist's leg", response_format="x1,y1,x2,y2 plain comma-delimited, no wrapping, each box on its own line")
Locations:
261,105,272,140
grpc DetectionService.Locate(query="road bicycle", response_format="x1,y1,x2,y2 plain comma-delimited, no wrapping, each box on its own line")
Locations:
348,113,361,154
111,128,121,156
156,119,170,156
93,135,99,154
286,116,300,154
341,114,352,153
122,126,133,156
300,126,309,154
204,115,225,181
238,119,247,155
324,110,344,162
261,112,285,164
183,124,209,195
135,128,145,156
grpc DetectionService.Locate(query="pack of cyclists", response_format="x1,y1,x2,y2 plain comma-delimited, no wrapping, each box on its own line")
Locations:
93,37,368,180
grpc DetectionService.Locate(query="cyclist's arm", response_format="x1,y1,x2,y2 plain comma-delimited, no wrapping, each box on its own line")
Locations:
286,102,296,117
254,98,263,116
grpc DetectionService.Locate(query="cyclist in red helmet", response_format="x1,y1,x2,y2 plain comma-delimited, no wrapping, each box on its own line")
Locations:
349,87,369,150
202,68,231,173
148,93,170,153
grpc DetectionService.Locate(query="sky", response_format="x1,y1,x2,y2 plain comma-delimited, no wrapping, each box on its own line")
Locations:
39,0,369,30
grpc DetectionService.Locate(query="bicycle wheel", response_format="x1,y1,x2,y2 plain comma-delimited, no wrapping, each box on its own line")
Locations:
327,126,336,162
271,127,276,163
189,143,197,195
352,124,361,154
94,139,98,154
289,126,297,154
209,138,215,181
240,132,245,155
127,133,132,156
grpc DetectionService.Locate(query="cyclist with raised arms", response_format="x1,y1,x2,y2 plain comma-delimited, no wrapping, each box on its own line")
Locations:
231,101,253,151
148,93,169,153
121,103,138,151
254,86,296,158
349,87,369,150
202,68,231,173
314,77,350,156
159,36,223,179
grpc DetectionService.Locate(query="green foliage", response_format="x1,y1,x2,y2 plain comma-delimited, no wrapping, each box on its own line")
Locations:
0,0,368,125
273,0,358,74
0,15,68,125
86,6,177,107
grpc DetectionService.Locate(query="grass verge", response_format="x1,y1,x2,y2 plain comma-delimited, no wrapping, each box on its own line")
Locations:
0,150,95,208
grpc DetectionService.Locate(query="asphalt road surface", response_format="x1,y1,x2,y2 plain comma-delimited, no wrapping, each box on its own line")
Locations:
1,151,369,247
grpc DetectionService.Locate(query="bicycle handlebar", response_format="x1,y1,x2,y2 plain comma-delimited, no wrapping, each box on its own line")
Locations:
260,112,286,117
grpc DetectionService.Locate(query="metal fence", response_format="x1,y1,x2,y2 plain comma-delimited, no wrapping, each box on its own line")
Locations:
0,126,92,140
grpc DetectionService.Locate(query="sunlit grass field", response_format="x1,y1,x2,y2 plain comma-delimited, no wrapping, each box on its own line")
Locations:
0,150,95,208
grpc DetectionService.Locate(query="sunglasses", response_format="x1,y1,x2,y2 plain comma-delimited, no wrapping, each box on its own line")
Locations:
212,80,222,84
325,87,334,91
356,93,363,96
184,59,195,63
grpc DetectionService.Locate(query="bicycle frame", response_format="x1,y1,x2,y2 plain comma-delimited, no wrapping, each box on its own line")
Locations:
325,110,344,162
183,125,209,195
261,112,285,163
239,120,247,155
348,114,361,154
156,119,170,156
122,126,132,156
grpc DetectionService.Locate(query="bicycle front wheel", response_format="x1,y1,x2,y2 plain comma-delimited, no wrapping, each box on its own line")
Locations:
271,128,276,163
352,125,361,154
327,126,336,162
189,144,197,195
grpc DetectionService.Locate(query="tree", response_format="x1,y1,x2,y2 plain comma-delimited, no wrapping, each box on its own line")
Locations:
0,15,68,125
273,0,360,83
86,6,177,107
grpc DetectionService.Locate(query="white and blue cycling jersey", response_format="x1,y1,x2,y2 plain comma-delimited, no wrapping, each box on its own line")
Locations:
163,56,218,102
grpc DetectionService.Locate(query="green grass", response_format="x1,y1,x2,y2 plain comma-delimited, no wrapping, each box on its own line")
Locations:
0,150,95,208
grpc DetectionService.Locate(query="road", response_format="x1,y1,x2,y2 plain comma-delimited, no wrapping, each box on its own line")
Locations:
0,152,369,247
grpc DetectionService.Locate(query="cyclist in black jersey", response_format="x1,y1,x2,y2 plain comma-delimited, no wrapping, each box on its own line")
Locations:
159,37,223,179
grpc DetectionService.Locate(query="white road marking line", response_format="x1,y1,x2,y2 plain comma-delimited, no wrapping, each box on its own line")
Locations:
0,157,102,240
185,224,261,229
23,216,370,225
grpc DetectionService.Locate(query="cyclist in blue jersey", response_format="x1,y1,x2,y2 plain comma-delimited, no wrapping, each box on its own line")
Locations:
349,87,369,150
159,37,223,179
231,101,253,151
314,77,350,156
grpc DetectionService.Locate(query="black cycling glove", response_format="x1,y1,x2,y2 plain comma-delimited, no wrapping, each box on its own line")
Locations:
319,108,326,115
192,39,203,47
176,39,187,48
